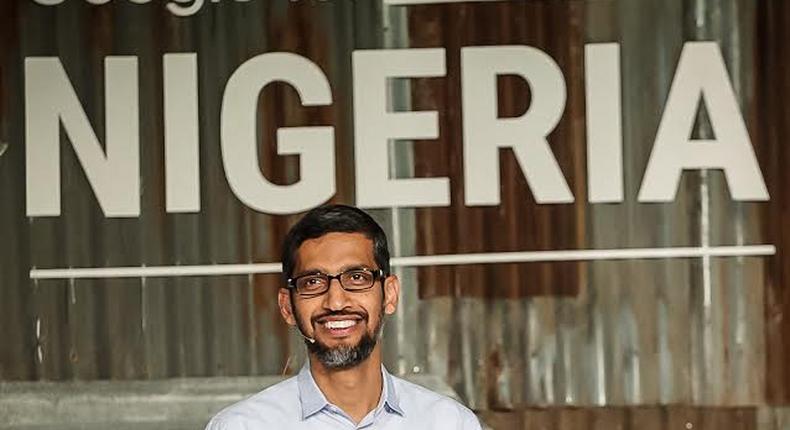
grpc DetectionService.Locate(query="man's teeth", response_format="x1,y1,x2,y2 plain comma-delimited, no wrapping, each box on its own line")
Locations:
324,320,356,329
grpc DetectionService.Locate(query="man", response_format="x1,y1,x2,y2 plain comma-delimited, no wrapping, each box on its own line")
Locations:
206,205,482,429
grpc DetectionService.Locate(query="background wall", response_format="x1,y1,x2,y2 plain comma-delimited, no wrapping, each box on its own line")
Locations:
1,0,789,428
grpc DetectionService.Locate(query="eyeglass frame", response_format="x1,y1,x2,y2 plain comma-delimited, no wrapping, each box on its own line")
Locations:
286,267,386,296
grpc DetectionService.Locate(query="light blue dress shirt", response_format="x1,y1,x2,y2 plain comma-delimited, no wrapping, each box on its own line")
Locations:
205,364,482,429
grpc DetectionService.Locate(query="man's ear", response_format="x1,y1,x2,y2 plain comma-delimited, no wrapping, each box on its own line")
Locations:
382,275,400,315
278,288,297,326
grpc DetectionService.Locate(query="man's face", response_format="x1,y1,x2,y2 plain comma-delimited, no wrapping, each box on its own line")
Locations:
278,232,399,369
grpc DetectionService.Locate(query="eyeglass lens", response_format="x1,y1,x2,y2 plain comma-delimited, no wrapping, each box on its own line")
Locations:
295,269,377,295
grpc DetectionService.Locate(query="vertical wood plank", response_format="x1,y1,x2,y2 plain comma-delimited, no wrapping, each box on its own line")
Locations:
590,407,626,430
756,0,790,405
523,407,557,430
628,406,664,430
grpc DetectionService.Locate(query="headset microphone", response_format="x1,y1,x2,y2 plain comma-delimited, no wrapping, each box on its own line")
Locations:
295,327,316,344
282,329,314,376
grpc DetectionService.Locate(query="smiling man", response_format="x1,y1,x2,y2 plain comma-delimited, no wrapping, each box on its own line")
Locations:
205,205,481,429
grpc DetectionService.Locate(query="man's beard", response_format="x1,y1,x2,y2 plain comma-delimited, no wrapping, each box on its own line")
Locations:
295,308,384,370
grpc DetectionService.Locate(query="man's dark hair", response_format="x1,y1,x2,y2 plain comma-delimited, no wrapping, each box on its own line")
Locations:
281,205,391,282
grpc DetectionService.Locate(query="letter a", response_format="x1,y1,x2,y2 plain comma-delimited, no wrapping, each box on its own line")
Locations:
638,42,768,202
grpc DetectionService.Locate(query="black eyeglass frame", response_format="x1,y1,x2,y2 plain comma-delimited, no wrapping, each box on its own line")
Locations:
286,268,386,296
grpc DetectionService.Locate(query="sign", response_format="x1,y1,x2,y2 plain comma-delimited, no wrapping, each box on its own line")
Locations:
24,42,768,217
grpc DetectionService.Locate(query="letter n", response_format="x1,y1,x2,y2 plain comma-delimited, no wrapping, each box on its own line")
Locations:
25,57,140,217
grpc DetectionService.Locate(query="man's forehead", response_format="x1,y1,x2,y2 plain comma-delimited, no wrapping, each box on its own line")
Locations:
300,231,372,247
294,232,376,270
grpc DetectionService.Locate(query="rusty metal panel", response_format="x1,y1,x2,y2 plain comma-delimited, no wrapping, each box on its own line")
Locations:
0,0,385,381
479,406,761,430
409,1,587,299
0,0,788,425
396,0,771,410
756,0,790,405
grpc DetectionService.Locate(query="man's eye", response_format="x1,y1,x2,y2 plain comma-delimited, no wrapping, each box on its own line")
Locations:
298,276,326,290
344,270,372,285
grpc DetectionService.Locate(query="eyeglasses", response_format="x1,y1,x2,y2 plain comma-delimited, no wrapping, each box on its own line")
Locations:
287,268,384,296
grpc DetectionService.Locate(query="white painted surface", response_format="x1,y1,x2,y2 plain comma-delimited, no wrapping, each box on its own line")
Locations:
30,245,776,280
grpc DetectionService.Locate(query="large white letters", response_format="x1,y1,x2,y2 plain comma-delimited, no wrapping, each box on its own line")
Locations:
221,52,335,214
164,53,200,213
353,48,450,208
585,43,624,203
166,0,204,17
638,42,769,201
25,57,140,217
461,45,574,205
23,41,770,219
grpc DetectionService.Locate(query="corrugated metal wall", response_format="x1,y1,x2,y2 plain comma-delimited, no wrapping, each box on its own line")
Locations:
757,0,790,406
1,0,789,427
403,0,769,409
0,0,385,381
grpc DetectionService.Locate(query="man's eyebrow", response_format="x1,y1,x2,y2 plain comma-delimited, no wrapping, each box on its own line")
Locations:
339,264,372,272
291,268,324,278
293,264,373,277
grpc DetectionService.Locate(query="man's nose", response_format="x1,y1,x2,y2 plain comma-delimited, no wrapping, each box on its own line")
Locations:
323,277,351,311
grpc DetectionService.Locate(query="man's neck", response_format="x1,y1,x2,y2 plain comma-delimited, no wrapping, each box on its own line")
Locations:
309,348,383,424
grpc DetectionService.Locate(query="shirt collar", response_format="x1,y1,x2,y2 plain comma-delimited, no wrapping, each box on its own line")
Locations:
382,366,404,416
296,362,405,420
297,363,327,420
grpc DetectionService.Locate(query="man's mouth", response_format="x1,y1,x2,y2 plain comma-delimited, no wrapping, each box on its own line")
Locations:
323,320,358,329
315,314,365,337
